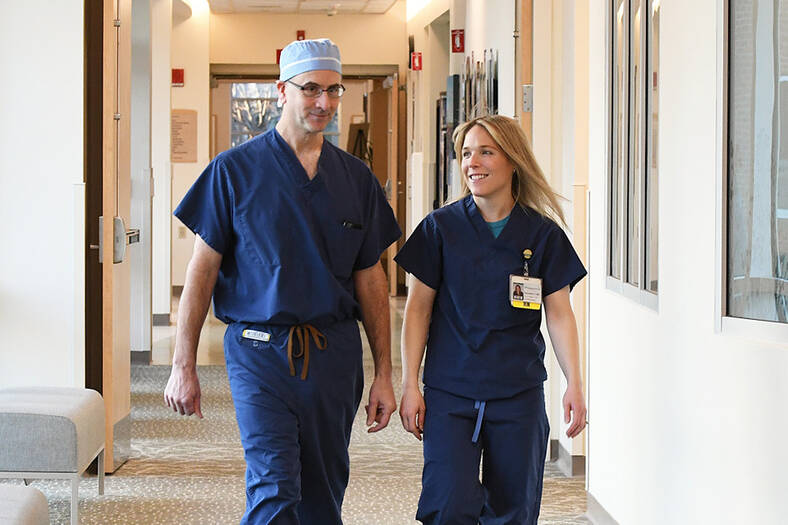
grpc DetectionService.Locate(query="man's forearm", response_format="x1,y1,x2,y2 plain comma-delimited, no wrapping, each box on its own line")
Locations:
354,262,392,378
173,278,214,368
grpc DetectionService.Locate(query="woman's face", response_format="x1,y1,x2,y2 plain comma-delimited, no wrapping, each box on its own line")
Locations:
461,125,515,202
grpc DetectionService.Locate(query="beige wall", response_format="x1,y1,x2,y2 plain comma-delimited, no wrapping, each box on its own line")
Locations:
209,4,408,74
171,2,211,287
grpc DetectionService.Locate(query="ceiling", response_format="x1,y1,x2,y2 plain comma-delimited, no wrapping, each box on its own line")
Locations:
208,0,400,15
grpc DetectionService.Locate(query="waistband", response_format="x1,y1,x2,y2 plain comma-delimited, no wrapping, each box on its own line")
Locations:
231,318,358,380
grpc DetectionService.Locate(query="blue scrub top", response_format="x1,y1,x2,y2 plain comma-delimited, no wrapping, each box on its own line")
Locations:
174,129,401,327
395,195,586,400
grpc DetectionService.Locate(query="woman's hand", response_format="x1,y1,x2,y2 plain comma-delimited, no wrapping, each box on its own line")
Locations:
399,385,426,441
563,383,587,438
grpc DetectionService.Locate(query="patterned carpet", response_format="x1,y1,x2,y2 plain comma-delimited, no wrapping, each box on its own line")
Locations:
10,346,589,524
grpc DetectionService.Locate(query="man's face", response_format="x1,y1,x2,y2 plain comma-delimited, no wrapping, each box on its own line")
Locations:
277,70,342,135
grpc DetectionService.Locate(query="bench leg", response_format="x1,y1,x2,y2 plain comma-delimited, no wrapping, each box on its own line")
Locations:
71,477,79,525
98,449,105,496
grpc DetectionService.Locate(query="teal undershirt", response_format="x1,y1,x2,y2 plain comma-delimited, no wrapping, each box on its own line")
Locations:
486,214,511,238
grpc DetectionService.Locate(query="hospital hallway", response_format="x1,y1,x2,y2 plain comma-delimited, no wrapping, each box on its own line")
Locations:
15,296,589,524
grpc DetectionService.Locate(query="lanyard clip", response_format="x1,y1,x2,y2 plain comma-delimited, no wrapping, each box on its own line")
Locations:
522,249,532,277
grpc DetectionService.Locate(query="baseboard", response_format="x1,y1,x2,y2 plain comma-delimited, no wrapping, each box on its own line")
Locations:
556,440,585,477
152,313,171,326
585,492,620,525
131,351,151,365
172,285,184,295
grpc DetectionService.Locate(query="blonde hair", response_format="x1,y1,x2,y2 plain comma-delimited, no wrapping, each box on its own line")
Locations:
452,115,566,227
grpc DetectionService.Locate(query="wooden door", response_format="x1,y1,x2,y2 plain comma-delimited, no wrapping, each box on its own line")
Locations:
369,76,402,296
369,80,393,287
85,0,133,473
520,0,534,140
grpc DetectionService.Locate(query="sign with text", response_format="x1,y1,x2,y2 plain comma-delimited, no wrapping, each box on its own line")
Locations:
171,109,197,163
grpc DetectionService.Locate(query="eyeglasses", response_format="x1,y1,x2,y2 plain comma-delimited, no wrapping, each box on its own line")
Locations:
286,80,346,99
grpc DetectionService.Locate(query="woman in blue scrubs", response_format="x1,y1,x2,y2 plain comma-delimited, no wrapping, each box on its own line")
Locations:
395,115,587,525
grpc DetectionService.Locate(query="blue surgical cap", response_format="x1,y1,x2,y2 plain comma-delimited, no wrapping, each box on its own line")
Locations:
279,38,342,81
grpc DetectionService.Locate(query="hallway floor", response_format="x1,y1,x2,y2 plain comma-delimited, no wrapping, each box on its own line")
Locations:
18,298,590,524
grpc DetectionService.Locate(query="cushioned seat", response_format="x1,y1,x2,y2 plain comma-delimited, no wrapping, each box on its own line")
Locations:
0,388,105,525
0,484,49,525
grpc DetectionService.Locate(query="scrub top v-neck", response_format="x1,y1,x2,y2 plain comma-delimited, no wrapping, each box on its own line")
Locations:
174,128,401,328
395,195,586,400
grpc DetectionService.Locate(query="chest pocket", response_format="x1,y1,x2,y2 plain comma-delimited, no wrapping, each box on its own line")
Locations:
322,221,365,279
237,204,295,266
445,244,539,331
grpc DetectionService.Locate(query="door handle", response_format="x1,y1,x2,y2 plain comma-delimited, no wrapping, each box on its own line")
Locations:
88,217,139,263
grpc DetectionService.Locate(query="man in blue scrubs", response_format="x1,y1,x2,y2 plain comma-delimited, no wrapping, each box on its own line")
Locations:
163,39,401,524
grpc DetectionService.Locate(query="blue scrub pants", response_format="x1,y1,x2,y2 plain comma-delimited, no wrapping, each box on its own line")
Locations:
224,320,364,525
417,385,549,525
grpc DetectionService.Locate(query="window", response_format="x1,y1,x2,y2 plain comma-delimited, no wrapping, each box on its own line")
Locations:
727,0,788,323
230,82,340,148
609,0,660,300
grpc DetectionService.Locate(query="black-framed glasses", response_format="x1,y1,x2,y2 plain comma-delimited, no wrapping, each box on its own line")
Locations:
286,80,346,99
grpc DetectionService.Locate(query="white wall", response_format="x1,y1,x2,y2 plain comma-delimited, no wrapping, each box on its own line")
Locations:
0,3,85,387
586,0,788,523
131,0,153,352
406,0,521,222
464,0,515,117
532,0,590,459
152,0,173,319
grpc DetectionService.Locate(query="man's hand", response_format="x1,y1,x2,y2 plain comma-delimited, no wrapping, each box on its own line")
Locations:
399,385,425,441
164,365,203,418
164,235,221,420
365,376,396,433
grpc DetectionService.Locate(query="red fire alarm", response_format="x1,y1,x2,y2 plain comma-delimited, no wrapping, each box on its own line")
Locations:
172,68,184,87
297,30,305,41
411,52,422,71
451,29,465,53
276,49,283,64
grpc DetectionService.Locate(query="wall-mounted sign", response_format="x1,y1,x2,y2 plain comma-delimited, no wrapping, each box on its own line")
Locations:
411,52,422,71
451,29,465,53
297,30,305,40
172,68,184,87
171,109,197,163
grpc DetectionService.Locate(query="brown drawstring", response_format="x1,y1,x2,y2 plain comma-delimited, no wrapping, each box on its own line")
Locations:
286,324,327,380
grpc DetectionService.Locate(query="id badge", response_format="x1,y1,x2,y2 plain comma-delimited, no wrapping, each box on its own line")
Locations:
242,329,271,342
509,274,542,310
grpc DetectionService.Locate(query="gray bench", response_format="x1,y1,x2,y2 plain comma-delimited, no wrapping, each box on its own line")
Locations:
0,484,49,525
0,388,105,525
